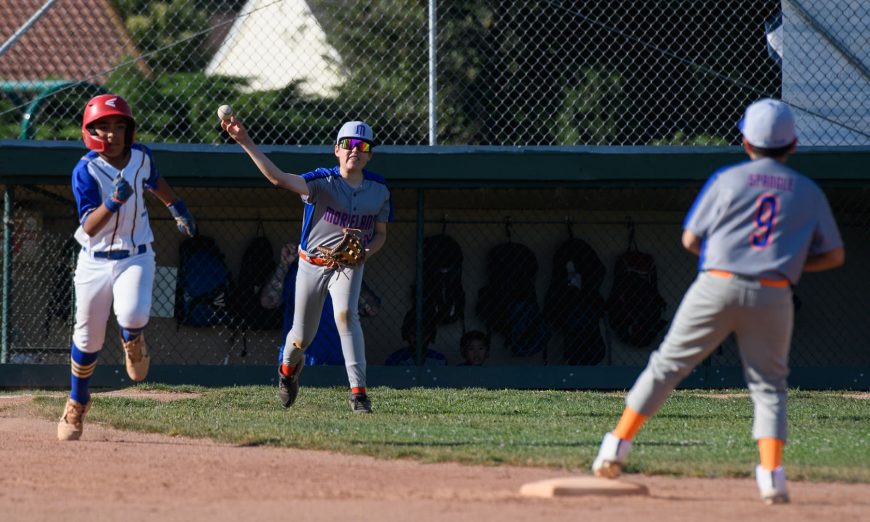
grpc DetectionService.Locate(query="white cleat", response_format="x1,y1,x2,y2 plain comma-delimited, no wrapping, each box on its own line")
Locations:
756,465,790,505
592,432,632,479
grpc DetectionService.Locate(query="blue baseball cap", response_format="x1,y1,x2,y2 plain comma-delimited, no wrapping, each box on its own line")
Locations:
738,99,797,149
336,121,374,144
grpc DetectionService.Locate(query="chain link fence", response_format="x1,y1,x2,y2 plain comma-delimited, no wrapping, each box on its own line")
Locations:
1,0,868,146
3,181,868,368
1,0,868,378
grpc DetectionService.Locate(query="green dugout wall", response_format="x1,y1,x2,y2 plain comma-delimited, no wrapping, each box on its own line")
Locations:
1,141,868,390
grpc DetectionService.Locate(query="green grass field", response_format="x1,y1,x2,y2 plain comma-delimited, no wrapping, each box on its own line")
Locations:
26,386,870,483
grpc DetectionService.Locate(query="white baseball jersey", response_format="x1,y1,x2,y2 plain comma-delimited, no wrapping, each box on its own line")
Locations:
71,144,161,252
69,144,160,353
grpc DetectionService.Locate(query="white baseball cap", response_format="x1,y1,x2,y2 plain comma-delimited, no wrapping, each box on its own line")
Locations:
738,99,797,149
336,121,374,144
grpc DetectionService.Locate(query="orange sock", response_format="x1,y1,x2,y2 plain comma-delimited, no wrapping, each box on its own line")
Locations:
280,363,297,377
612,406,648,441
351,387,366,395
758,438,784,470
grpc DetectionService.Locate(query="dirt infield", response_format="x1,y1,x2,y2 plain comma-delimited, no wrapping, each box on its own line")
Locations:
1,394,868,522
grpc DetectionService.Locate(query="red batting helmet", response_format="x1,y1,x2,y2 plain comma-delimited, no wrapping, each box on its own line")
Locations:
81,94,136,152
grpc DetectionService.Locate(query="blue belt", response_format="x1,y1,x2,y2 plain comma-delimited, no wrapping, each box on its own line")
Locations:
86,244,148,260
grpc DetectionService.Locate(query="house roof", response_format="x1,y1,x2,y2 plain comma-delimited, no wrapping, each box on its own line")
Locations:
205,0,344,95
0,0,150,84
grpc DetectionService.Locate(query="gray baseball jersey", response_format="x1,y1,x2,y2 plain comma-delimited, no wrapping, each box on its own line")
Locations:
299,167,392,256
683,157,842,284
283,166,392,389
625,156,844,442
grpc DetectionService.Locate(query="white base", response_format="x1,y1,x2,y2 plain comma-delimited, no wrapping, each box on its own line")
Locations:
520,476,648,498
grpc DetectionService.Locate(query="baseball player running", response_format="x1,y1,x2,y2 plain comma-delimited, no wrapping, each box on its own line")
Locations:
221,115,392,413
592,99,845,504
58,94,197,441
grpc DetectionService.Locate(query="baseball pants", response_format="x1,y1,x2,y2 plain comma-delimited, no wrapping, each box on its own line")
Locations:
72,249,156,353
285,259,366,388
625,271,794,440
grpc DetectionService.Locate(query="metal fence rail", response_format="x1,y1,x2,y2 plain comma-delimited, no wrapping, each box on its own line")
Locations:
1,0,868,146
3,181,868,369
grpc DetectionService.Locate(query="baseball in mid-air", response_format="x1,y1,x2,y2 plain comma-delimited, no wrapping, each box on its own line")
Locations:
217,104,233,121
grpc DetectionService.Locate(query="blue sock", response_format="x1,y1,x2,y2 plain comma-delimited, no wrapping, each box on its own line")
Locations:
70,343,99,405
121,327,143,342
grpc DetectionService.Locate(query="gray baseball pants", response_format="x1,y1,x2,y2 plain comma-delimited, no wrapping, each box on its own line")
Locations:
283,259,366,388
625,271,794,440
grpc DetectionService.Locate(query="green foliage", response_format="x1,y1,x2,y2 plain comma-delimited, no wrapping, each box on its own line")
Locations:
0,97,24,139
313,0,430,144
115,0,212,72
555,69,625,145
650,131,731,146
22,1,780,144
28,388,870,482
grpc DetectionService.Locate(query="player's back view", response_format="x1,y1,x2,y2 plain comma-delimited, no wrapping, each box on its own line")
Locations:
591,99,845,504
686,157,837,285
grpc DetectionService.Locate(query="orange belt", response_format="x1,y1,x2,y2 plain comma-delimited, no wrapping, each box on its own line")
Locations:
298,250,330,267
707,270,790,288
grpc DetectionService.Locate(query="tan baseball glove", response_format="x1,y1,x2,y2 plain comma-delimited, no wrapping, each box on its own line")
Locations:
316,228,366,268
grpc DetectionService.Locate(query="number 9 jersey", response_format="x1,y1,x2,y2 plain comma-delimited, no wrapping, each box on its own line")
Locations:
683,157,842,285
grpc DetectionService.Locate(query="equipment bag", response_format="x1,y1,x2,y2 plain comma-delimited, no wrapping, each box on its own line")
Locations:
605,229,667,348
417,234,466,326
545,237,607,365
45,237,79,337
175,235,233,327
476,241,550,357
229,235,283,331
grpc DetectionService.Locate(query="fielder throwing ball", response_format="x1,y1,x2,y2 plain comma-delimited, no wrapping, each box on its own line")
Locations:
221,114,392,413
58,94,197,441
592,99,845,504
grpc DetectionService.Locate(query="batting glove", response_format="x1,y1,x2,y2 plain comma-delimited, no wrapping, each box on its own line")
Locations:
167,199,197,237
104,174,133,213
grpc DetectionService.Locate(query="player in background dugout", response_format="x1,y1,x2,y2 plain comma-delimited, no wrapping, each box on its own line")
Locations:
591,98,844,505
458,330,490,366
385,309,448,366
59,94,197,441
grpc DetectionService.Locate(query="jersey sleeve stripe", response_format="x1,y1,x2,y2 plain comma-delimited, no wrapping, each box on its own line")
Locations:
302,167,338,181
683,168,724,229
362,169,386,184
363,169,394,222
136,144,161,189
299,202,318,252
71,159,103,221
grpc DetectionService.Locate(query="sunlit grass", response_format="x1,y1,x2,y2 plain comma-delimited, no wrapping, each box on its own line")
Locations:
23,386,870,482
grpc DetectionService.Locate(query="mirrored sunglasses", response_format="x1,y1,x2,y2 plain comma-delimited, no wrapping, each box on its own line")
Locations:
338,138,372,152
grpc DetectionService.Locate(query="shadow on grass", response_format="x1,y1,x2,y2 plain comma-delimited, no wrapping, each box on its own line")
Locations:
347,439,709,449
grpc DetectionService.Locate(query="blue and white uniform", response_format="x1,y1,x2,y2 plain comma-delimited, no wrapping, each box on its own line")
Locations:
285,166,392,389
71,144,159,353
626,156,842,441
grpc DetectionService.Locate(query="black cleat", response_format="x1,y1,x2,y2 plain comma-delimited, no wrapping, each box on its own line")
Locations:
277,347,305,408
277,372,298,408
277,362,303,408
349,393,372,414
